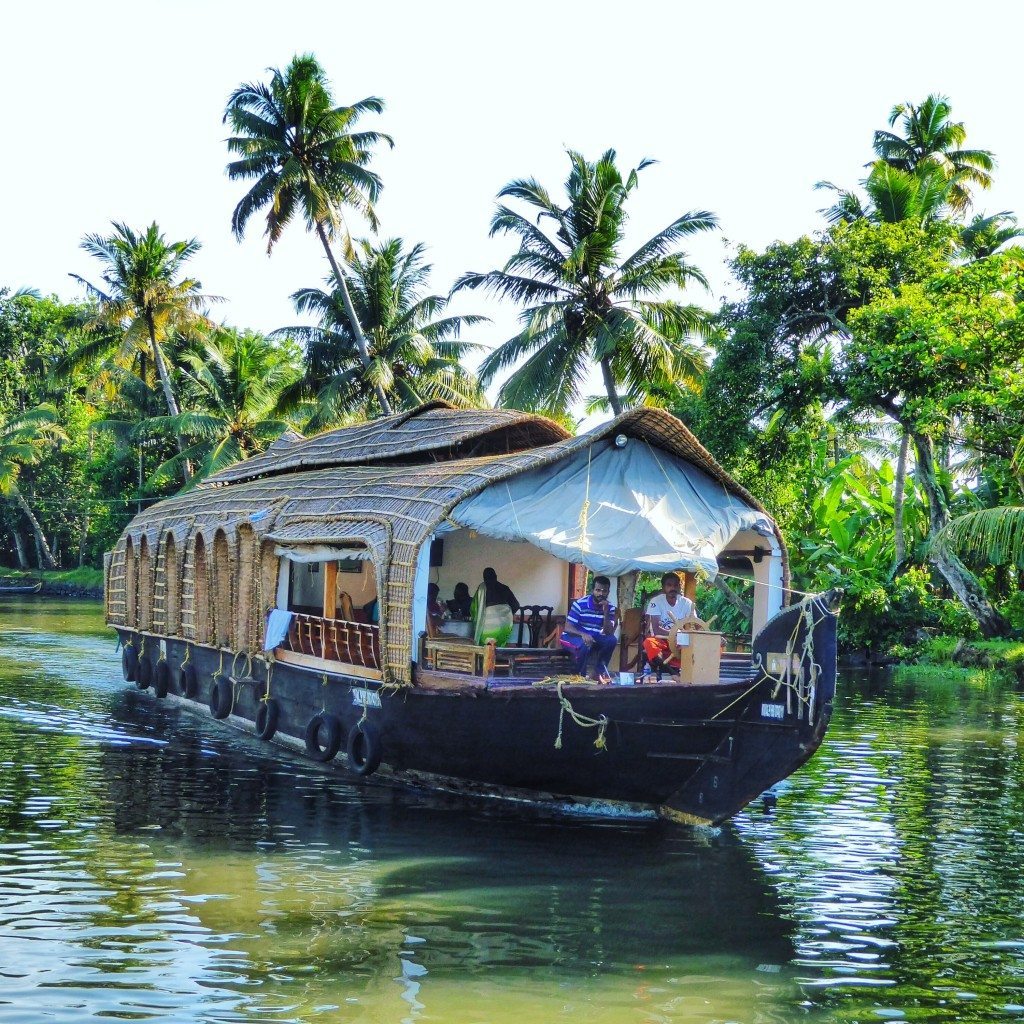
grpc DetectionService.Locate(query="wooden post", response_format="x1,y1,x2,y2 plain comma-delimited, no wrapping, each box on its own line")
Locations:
483,638,497,677
323,560,338,619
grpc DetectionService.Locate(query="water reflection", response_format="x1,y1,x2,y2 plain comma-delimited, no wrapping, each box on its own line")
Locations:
0,598,796,1023
6,598,1024,1023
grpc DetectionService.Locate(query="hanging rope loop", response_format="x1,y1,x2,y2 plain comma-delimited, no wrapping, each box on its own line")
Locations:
553,680,608,751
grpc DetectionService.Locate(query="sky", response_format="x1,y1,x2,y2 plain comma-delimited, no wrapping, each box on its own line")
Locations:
2,0,1021,407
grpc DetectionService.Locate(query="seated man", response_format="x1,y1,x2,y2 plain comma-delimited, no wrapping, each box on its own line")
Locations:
559,576,618,682
642,572,695,677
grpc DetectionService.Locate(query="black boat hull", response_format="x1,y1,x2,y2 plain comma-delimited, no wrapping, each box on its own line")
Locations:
114,593,838,825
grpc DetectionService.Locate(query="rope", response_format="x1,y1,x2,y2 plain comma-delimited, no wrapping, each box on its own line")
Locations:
577,446,593,556
713,567,816,599
321,672,329,714
261,660,274,702
181,644,191,668
553,680,608,751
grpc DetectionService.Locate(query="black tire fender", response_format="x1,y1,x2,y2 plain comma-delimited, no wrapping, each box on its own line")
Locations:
255,699,280,741
304,713,342,762
136,655,153,690
346,721,382,777
153,660,170,698
209,675,232,719
121,643,138,682
180,664,198,699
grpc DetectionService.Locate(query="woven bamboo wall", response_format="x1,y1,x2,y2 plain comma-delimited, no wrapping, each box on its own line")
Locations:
104,406,790,684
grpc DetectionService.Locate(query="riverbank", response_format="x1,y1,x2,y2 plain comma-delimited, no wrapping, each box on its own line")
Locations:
893,634,1024,682
0,567,104,599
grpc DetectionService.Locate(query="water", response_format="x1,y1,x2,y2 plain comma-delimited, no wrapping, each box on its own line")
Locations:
1,600,1024,1022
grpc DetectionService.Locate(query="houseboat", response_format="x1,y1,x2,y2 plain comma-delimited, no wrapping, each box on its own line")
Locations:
104,402,839,826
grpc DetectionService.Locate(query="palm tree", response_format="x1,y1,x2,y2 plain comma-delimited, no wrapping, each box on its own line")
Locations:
873,94,995,213
817,162,951,227
455,149,717,417
934,438,1024,568
959,212,1024,260
71,222,216,482
0,405,67,569
144,329,302,485
223,53,395,415
276,238,486,427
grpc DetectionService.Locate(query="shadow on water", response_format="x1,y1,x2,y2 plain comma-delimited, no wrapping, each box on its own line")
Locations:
0,598,799,1024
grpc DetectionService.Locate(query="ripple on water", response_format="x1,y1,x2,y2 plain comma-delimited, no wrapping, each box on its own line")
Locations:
4,606,1024,1022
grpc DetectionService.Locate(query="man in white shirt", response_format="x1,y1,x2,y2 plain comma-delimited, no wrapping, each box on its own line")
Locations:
642,572,695,675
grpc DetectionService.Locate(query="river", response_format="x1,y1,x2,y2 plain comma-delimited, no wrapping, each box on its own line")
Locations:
1,598,1023,1023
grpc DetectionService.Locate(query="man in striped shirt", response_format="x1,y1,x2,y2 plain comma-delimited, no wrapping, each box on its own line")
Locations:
559,576,619,682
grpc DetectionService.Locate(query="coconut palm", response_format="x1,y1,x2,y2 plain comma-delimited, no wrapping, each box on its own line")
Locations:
71,222,217,482
817,162,952,227
455,149,717,417
144,329,302,485
873,94,995,213
0,405,67,569
934,438,1024,567
959,212,1024,260
224,53,394,415
276,238,486,427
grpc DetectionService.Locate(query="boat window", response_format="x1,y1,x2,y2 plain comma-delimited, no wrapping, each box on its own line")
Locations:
191,534,211,645
162,533,180,636
124,538,137,627
137,536,153,631
287,560,325,615
212,530,232,648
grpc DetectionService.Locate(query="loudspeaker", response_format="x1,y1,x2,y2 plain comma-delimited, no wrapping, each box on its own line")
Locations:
429,539,444,567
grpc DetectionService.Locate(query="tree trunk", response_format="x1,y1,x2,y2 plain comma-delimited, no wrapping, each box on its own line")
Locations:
78,507,89,568
14,490,57,570
713,575,754,622
600,358,622,416
315,220,394,416
12,529,28,569
912,431,1010,637
145,316,192,484
893,429,910,571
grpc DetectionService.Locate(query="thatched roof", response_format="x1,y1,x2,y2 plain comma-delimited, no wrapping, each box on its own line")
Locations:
114,406,787,684
203,401,570,487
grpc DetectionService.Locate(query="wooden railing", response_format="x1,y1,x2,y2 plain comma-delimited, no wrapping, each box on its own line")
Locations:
286,613,381,670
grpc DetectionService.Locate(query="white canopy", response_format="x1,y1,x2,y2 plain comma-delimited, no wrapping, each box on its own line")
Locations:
449,438,776,577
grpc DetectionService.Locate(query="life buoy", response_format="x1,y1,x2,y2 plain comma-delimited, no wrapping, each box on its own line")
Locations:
304,713,342,762
255,699,280,741
153,660,170,698
180,664,198,699
136,656,152,690
121,643,138,682
346,721,382,777
209,675,232,719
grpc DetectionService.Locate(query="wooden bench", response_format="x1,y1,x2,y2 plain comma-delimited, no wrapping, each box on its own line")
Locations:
497,646,573,677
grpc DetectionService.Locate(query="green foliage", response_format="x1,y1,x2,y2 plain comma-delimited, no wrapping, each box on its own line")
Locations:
456,149,717,416
277,238,485,425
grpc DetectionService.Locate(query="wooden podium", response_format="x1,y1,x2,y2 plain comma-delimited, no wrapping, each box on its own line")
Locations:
667,616,723,684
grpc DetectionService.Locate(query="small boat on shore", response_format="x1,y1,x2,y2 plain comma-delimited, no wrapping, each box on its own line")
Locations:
0,579,42,594
104,402,840,825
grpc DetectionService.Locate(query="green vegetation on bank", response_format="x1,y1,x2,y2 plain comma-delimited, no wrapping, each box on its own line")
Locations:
1,62,1022,661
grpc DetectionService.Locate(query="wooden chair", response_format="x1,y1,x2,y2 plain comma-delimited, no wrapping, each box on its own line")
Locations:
514,605,554,647
619,607,645,672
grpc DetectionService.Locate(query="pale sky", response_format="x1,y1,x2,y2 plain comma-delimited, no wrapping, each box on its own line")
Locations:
2,0,1021,407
